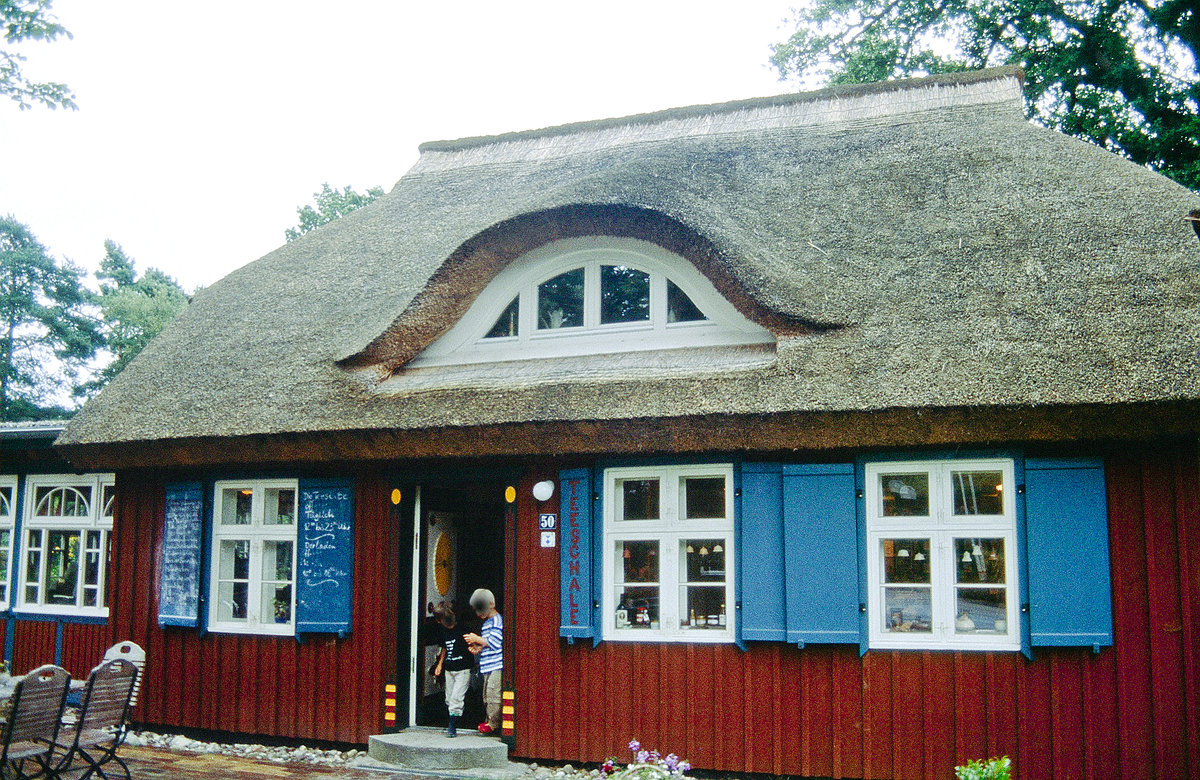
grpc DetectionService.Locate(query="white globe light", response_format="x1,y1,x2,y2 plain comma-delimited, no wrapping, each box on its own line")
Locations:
532,480,555,502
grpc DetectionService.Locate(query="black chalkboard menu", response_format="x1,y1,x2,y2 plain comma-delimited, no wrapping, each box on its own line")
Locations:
296,479,355,636
158,482,204,627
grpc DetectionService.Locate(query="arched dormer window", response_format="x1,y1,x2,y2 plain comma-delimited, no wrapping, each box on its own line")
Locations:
409,237,774,368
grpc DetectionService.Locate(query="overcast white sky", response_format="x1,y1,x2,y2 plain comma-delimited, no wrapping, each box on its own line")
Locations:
0,2,799,292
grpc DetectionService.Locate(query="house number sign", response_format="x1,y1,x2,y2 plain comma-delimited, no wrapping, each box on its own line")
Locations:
540,513,558,548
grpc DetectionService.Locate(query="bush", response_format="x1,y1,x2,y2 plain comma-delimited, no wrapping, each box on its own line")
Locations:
955,756,1012,780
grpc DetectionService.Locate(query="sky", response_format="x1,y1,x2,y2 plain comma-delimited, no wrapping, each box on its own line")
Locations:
1,2,800,293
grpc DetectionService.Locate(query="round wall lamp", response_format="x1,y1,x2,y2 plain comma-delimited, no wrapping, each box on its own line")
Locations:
532,480,555,502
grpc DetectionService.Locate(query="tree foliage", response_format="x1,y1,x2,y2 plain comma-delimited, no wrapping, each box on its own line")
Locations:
91,240,188,387
770,0,1200,190
0,216,99,420
284,182,385,242
1,0,75,110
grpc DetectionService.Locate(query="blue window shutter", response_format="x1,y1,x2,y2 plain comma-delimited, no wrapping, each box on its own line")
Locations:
296,479,355,636
559,468,596,643
159,482,204,628
738,463,785,641
783,464,860,646
1024,457,1113,648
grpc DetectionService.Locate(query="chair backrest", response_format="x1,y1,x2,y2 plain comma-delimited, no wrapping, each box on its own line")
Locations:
75,658,137,741
102,641,145,707
2,664,70,753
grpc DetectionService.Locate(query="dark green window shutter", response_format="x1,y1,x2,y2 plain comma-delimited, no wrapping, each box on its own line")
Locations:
559,468,597,644
1025,458,1113,648
783,464,860,646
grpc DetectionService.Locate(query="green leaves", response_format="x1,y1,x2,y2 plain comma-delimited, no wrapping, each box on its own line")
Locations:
0,215,100,420
284,183,385,242
90,240,188,388
1,0,76,110
771,0,1200,190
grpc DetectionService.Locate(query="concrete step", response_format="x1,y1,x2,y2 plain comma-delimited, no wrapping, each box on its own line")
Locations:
367,729,515,774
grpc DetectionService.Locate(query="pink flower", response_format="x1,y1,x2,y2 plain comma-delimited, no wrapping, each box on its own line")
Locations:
628,739,641,752
636,750,650,763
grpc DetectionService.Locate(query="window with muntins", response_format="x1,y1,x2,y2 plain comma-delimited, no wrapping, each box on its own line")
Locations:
0,476,16,609
865,459,1019,651
602,465,735,643
410,237,773,367
209,480,297,635
18,474,115,616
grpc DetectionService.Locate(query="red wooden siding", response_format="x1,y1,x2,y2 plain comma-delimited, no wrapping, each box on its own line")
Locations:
512,445,1200,780
12,620,56,674
106,473,400,743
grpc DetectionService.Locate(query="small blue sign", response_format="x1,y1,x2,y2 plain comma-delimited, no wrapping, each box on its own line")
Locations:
539,513,558,530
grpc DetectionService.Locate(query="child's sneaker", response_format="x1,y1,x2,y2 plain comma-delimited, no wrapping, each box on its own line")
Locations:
478,723,494,735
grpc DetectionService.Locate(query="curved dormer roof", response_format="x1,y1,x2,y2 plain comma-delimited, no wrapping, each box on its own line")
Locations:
59,67,1200,465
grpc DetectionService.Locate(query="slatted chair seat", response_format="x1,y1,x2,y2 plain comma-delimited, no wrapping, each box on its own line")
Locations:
52,658,137,780
0,664,71,780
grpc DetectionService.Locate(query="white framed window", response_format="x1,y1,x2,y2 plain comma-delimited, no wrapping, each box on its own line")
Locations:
209,480,297,635
410,237,773,367
865,459,1019,651
0,476,17,609
602,464,735,643
18,474,115,616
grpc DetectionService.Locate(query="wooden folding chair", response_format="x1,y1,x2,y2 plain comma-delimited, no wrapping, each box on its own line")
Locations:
52,659,137,780
0,664,71,780
99,644,143,710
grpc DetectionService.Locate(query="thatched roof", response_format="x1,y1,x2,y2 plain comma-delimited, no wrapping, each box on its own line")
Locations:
59,67,1200,465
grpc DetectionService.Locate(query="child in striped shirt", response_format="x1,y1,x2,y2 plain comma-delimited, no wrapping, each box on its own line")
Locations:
463,588,503,735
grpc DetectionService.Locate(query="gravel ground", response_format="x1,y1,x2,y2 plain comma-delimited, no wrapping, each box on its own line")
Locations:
121,730,614,777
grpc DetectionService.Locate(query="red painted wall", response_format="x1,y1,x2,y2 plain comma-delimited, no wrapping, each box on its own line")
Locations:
512,446,1200,780
106,473,401,743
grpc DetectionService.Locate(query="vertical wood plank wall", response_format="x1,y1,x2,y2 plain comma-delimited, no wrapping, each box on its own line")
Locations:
106,473,400,744
513,446,1200,780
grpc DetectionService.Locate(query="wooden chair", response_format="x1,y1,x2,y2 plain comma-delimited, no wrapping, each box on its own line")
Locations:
99,644,143,710
51,659,137,780
0,664,71,780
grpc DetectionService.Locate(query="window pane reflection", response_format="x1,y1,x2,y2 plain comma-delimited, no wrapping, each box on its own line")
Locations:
485,297,520,338
880,473,929,516
619,479,659,521
882,538,930,583
954,538,1005,584
537,269,584,329
667,281,706,323
952,470,1004,515
684,477,725,519
883,586,932,632
955,588,1008,634
600,265,650,324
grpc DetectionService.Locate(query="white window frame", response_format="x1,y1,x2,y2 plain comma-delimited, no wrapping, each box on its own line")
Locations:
208,479,298,636
409,237,773,368
601,464,735,644
865,459,1019,651
0,476,17,609
17,473,115,617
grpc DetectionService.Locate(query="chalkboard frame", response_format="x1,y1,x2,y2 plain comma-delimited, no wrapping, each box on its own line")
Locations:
158,481,204,628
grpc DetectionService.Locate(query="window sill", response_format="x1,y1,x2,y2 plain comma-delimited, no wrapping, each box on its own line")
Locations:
13,607,109,623
603,630,735,644
207,622,295,637
868,638,1021,652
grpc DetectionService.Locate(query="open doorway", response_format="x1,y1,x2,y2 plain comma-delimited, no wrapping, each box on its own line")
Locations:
410,482,506,729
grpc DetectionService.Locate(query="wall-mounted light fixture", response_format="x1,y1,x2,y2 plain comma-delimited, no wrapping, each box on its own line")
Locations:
532,480,555,502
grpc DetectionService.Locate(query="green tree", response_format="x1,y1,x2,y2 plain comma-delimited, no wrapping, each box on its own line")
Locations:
285,182,385,242
770,0,1200,191
2,0,76,110
91,240,188,386
0,216,99,420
